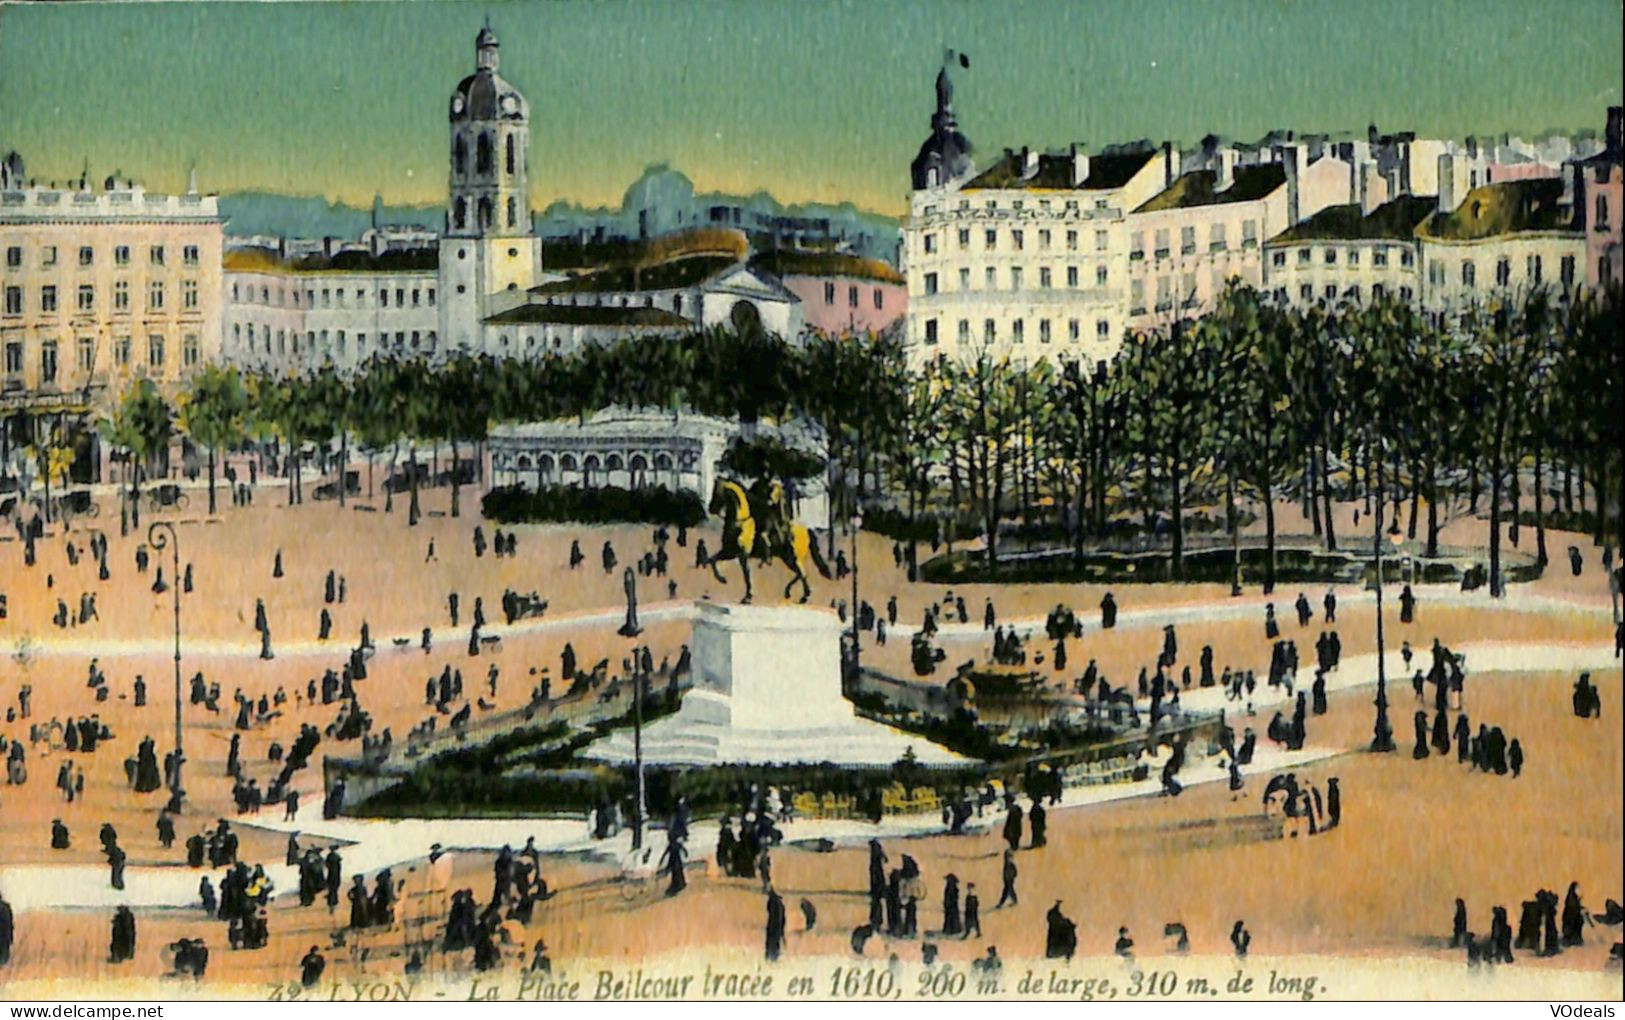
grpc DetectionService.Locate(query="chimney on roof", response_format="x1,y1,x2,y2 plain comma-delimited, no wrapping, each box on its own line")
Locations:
1279,144,1302,224
1436,152,1456,215
1608,106,1623,155
1021,146,1038,179
1162,141,1180,187
1216,148,1235,190
323,236,335,258
1359,161,1377,216
1070,143,1090,186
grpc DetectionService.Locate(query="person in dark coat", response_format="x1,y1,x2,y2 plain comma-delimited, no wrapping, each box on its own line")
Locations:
1002,798,1024,853
1491,905,1514,963
156,810,175,850
1562,883,1587,946
1264,603,1279,640
109,906,136,963
867,840,886,928
1451,898,1469,947
940,874,962,936
1508,739,1524,778
1044,902,1077,960
659,835,688,897
1413,710,1430,759
962,883,981,937
1028,797,1047,848
1230,920,1251,958
0,893,12,967
1454,714,1471,764
1099,592,1116,629
1399,584,1415,624
1431,710,1451,756
348,875,370,929
300,945,326,987
765,886,786,961
1325,777,1341,829
51,819,71,850
996,850,1018,908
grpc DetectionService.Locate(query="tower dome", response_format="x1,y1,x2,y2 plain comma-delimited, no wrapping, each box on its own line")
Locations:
911,67,974,191
450,27,527,122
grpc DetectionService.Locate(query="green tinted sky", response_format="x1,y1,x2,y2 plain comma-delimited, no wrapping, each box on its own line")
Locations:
1,0,1619,216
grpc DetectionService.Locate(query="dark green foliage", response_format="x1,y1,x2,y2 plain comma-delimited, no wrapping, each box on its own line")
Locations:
481,483,705,526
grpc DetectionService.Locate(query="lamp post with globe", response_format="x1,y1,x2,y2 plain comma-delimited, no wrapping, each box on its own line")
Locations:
1370,463,1403,754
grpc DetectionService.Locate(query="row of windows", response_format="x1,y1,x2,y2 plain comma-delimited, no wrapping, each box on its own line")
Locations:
4,244,199,270
3,280,200,316
452,194,521,232
924,226,1115,256
923,264,1112,295
1,333,199,380
1279,284,1414,305
1426,254,1576,290
453,131,518,180
235,322,438,358
921,316,1113,346
922,197,1114,216
1128,222,1260,260
1271,246,1414,269
821,283,887,309
231,282,437,309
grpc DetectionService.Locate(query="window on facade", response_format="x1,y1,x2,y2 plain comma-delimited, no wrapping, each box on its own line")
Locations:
824,282,835,305
477,132,493,174
40,341,57,384
1155,276,1172,310
78,246,94,267
396,288,405,306
1272,251,1286,268
1324,285,1337,301
115,336,130,365
1039,229,1051,250
1210,223,1226,251
506,134,516,175
1012,319,1025,343
40,285,56,312
77,284,93,311
958,268,970,290
114,245,130,266
114,281,129,310
507,197,517,228
1096,266,1108,286
1348,248,1360,266
1097,319,1110,339
985,267,996,289
1095,230,1108,252
183,334,199,367
41,246,57,267
3,342,19,376
1010,268,1023,290
147,281,163,310
1039,319,1051,343
957,319,970,343
380,289,389,307
1242,220,1258,246
1373,283,1387,300
1561,255,1576,289
1066,230,1078,251
923,233,937,254
1068,319,1080,341
1496,258,1511,287
849,285,859,307
1181,226,1196,254
77,337,94,372
1130,279,1145,313
1400,251,1414,268
1039,268,1052,289
183,280,198,309
1527,255,1542,286
1067,266,1079,288
984,318,996,343
924,319,938,345
149,245,164,266
3,287,18,316
1154,230,1170,259
454,198,467,230
183,245,199,267
5,246,20,269
1462,261,1476,288
1012,230,1024,251
985,229,997,250
924,273,938,296
1297,248,1311,265
1348,285,1362,303
957,228,970,249
1324,248,1338,265
1129,232,1144,259
1596,195,1610,230
148,334,164,369
1400,286,1413,302
1299,284,1313,302
427,287,436,306
1181,272,1197,307
1373,249,1389,267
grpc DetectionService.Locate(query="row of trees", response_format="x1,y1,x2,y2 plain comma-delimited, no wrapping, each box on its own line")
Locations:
85,283,1620,599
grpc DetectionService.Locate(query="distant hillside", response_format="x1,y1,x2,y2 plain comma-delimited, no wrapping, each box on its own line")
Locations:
217,192,443,238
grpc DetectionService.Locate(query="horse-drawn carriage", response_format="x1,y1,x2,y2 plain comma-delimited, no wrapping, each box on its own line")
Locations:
147,483,189,512
53,488,97,520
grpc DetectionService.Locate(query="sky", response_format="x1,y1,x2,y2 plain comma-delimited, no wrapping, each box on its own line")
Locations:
1,0,1620,217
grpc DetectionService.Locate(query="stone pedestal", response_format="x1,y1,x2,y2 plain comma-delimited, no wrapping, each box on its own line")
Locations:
588,602,962,766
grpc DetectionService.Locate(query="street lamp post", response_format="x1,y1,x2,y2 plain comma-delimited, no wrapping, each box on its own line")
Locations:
849,512,863,677
147,521,187,809
1370,459,1396,753
617,566,645,851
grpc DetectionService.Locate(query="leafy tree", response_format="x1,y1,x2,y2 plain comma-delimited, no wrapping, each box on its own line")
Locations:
178,364,250,516
98,377,171,533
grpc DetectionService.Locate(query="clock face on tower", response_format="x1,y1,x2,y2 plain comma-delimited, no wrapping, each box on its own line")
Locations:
452,95,465,115
501,94,518,115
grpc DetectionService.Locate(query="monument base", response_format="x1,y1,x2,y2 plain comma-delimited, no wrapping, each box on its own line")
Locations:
585,602,965,767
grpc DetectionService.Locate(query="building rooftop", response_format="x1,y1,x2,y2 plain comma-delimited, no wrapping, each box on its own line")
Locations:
962,147,1157,192
223,246,439,274
1134,164,1287,213
1269,195,1437,243
483,303,691,327
529,254,737,294
1417,179,1573,240
748,251,904,284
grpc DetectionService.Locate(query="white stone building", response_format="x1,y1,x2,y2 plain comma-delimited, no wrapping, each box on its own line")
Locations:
1262,195,1433,308
1417,178,1587,316
1,160,223,412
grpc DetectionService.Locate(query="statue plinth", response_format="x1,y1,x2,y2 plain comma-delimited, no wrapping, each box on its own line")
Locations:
588,603,963,767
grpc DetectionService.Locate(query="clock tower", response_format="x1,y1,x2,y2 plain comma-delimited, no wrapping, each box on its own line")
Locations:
439,26,543,354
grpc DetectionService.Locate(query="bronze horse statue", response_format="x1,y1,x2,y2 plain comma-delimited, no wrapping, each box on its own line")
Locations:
706,477,830,603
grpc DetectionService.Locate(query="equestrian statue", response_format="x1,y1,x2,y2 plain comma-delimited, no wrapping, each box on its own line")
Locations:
706,477,830,603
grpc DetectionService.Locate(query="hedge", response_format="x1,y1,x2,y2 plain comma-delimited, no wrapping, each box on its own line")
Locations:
481,483,706,527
